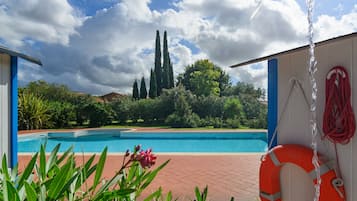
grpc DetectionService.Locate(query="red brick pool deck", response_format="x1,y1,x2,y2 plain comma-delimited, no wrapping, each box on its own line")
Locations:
18,128,263,200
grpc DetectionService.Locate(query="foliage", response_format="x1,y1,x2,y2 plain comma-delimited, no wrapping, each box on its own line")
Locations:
111,97,134,123
0,144,234,201
47,101,75,128
223,97,244,120
191,95,225,118
132,80,139,100
200,117,224,128
71,94,95,126
169,59,174,88
0,144,170,201
165,87,200,128
194,186,208,201
18,92,51,130
140,77,148,99
155,30,162,96
86,102,114,127
18,67,268,129
162,31,170,89
25,80,74,102
149,69,158,98
178,59,229,96
222,82,264,99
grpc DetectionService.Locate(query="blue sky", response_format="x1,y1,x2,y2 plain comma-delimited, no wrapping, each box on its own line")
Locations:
1,0,357,95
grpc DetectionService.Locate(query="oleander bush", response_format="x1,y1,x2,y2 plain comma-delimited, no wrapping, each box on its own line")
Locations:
0,145,234,201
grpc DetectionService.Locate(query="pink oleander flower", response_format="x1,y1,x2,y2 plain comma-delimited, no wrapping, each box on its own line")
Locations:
138,148,157,168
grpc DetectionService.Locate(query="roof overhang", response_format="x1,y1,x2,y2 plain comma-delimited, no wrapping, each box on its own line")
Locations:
230,32,357,68
0,45,42,66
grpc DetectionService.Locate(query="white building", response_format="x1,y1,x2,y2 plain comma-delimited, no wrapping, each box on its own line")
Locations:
0,46,41,167
232,32,357,201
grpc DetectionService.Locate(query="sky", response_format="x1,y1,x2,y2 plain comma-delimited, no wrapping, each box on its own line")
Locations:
0,0,357,95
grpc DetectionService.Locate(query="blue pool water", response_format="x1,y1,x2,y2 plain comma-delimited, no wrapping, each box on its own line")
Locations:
18,129,267,153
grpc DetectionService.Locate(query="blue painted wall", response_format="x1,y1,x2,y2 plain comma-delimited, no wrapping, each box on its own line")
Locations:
268,59,278,148
10,56,18,167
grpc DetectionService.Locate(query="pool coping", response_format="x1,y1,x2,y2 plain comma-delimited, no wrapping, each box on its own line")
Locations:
19,128,267,135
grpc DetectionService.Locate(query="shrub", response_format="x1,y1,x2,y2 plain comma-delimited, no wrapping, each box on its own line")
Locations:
18,92,51,130
0,144,232,200
0,144,169,201
200,117,224,128
225,118,241,128
47,101,75,128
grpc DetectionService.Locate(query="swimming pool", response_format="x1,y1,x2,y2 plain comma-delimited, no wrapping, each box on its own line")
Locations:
18,129,267,153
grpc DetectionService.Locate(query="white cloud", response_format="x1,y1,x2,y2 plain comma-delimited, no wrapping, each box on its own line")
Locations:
6,0,357,95
315,8,357,41
0,0,84,46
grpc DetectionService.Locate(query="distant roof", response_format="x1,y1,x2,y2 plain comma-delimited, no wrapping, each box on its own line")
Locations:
0,45,42,66
230,32,357,68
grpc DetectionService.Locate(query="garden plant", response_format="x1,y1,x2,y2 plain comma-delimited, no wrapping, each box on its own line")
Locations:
0,144,225,201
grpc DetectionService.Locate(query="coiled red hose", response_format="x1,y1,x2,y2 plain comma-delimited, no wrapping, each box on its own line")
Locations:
323,66,355,144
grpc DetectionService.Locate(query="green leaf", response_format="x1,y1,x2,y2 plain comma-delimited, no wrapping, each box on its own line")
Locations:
92,173,122,201
47,159,72,199
54,172,79,200
127,162,139,181
46,143,61,173
2,154,10,180
39,145,46,180
140,160,170,190
194,187,201,201
202,186,208,201
143,187,162,201
166,191,172,201
4,181,20,201
11,164,18,181
57,146,73,164
93,147,107,189
101,189,136,200
17,153,38,189
24,182,37,201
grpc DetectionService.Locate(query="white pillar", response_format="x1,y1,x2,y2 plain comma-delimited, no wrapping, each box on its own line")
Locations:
0,54,10,161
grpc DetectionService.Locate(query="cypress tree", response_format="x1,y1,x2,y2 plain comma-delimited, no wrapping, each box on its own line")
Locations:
154,30,162,95
168,55,174,88
140,77,147,99
149,69,157,98
132,80,139,100
162,30,170,89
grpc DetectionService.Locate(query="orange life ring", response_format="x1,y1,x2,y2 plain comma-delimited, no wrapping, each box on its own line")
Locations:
259,144,345,201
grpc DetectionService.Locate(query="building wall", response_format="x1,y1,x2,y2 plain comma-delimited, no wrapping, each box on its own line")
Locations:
276,37,357,201
0,54,10,161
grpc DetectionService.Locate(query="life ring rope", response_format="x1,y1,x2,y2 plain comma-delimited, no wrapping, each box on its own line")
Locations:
323,66,356,144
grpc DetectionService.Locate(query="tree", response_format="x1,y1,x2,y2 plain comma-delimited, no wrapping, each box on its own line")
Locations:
165,86,200,128
132,80,139,100
154,30,162,95
140,77,147,99
26,80,74,102
149,69,157,98
168,56,174,88
47,101,75,128
86,103,114,127
162,31,170,89
178,59,229,96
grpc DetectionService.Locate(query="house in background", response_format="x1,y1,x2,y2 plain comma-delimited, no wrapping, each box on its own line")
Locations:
97,92,128,103
0,46,41,167
231,32,357,201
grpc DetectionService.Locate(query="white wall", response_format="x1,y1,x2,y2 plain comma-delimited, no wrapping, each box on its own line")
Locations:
0,54,10,161
277,37,357,201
